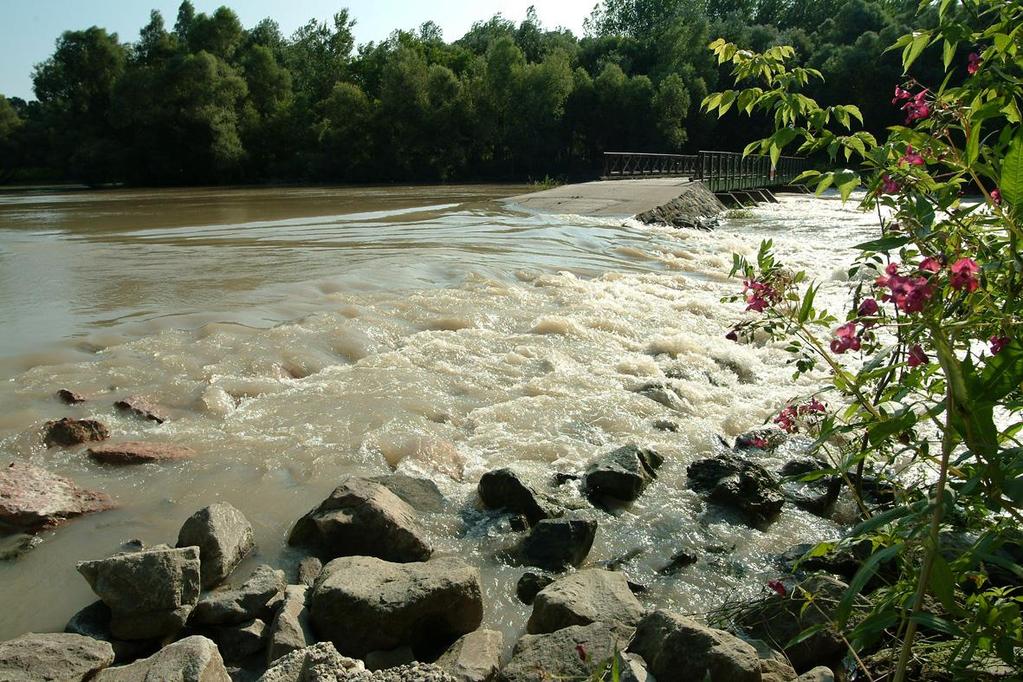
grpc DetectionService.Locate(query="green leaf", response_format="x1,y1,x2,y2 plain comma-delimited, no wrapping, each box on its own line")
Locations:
835,171,860,202
1000,129,1023,207
837,544,903,623
943,40,956,71
798,284,818,324
903,32,931,73
853,235,913,252
929,554,959,615
867,410,917,446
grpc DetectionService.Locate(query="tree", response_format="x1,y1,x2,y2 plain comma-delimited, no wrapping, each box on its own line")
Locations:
653,73,690,149
0,96,23,181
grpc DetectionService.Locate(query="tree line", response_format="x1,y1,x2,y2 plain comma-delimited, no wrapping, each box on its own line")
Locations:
0,0,944,186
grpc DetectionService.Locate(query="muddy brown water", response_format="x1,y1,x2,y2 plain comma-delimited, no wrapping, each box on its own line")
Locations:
0,183,878,646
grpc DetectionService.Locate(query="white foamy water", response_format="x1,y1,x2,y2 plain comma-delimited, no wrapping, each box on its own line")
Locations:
0,184,880,644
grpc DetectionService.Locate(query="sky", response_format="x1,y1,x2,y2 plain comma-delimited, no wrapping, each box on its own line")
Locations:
0,0,596,101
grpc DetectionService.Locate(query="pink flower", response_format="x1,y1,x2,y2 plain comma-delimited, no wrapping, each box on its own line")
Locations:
576,644,587,661
967,52,982,75
900,145,925,166
750,437,769,449
918,257,942,273
908,344,928,368
877,263,934,313
858,298,880,317
990,336,1009,355
744,279,779,313
991,189,1002,206
949,258,980,292
798,398,826,415
881,175,900,195
903,91,931,123
831,322,862,354
774,406,798,433
892,86,912,104
768,579,787,597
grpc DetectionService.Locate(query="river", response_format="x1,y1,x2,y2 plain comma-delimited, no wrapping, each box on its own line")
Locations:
0,183,878,645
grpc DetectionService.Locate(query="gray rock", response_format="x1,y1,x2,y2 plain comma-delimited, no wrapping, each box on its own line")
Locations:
687,453,785,526
796,667,836,682
748,639,798,682
617,652,655,682
114,396,167,423
0,632,114,681
77,545,201,640
267,585,313,666
365,647,415,671
41,417,109,447
527,569,646,635
296,557,322,587
518,518,596,571
0,462,115,534
94,635,230,681
191,564,286,626
372,664,457,681
778,458,840,517
583,445,663,503
628,610,760,682
257,642,365,682
635,183,725,230
56,389,87,405
309,555,483,659
65,600,157,663
658,550,698,575
214,619,267,663
436,629,503,682
288,477,432,563
515,571,554,605
734,428,788,451
498,623,635,682
477,469,559,526
369,475,447,513
177,503,255,589
733,575,849,672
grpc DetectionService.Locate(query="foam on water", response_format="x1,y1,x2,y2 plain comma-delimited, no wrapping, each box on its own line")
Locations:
0,186,881,644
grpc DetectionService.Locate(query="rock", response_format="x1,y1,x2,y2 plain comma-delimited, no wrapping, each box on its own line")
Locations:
796,667,836,682
628,610,760,682
267,585,313,666
191,564,286,626
583,444,663,504
617,653,654,682
373,664,458,681
631,383,687,411
552,472,579,486
658,549,698,575
177,502,255,589
369,474,447,513
0,632,114,681
515,571,554,605
288,477,432,563
687,452,784,526
88,441,196,465
748,639,798,682
498,623,634,682
296,557,322,587
94,635,230,681
0,533,36,560
477,469,559,526
65,600,157,663
527,569,646,635
652,419,680,432
778,540,873,582
257,642,365,682
635,183,725,230
518,517,596,571
0,462,114,534
214,619,267,663
779,458,840,517
57,389,87,405
41,417,109,447
734,575,849,672
734,428,788,451
365,646,415,671
114,396,167,423
309,555,483,659
77,545,201,640
436,629,503,682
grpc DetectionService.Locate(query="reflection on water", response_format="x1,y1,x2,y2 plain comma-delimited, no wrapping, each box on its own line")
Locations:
0,184,879,646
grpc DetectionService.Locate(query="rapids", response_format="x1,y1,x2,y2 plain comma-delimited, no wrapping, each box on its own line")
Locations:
0,184,879,645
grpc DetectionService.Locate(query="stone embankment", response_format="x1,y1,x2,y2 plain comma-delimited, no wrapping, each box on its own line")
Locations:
0,383,887,682
635,182,728,230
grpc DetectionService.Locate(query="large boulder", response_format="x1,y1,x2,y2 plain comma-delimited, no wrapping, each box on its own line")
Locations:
527,569,646,635
309,555,483,659
628,610,761,682
583,445,663,504
477,469,559,526
435,629,503,682
498,623,635,682
77,545,201,640
687,453,784,526
94,635,230,681
177,502,255,589
212,618,267,663
515,571,554,605
749,639,798,682
369,474,447,514
258,642,364,682
0,462,115,534
65,601,156,663
190,564,286,626
288,477,432,562
88,442,196,465
41,418,108,447
778,458,841,517
733,575,849,672
0,632,114,681
518,518,596,571
267,585,313,666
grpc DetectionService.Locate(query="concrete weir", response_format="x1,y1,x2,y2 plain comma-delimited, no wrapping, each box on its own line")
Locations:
508,178,728,229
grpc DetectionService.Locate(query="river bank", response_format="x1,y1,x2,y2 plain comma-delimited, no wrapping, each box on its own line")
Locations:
0,184,877,676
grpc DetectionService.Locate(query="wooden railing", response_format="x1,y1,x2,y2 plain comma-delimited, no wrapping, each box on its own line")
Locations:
602,150,810,192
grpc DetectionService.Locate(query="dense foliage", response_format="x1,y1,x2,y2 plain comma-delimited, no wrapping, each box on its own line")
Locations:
2,0,938,185
708,0,1023,678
